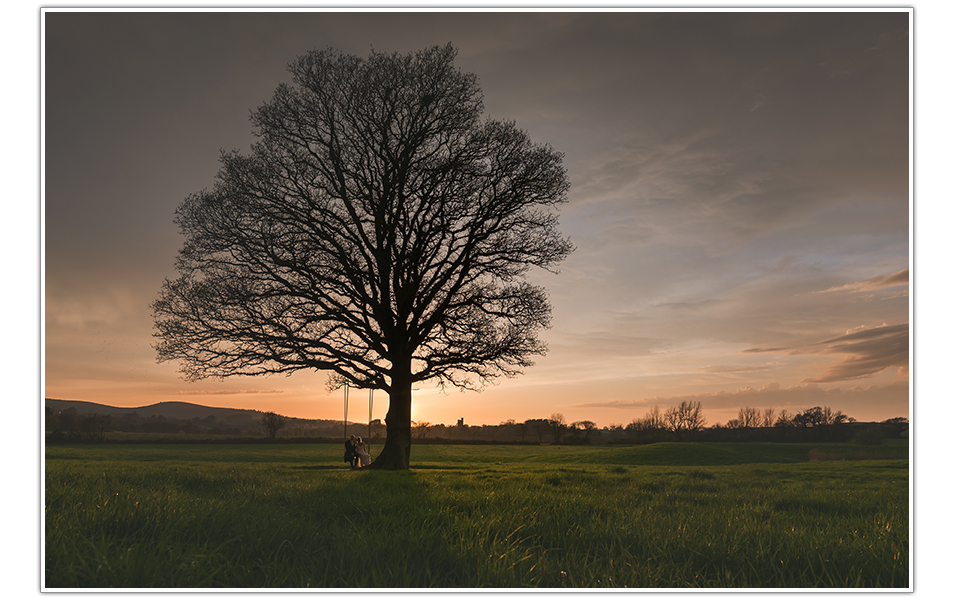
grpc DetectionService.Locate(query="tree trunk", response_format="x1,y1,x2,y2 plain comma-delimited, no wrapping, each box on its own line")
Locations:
368,364,412,470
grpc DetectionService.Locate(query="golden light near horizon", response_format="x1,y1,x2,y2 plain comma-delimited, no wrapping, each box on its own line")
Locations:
43,11,910,429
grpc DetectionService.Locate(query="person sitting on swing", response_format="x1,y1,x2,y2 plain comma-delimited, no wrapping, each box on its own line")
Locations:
344,434,358,468
355,436,371,468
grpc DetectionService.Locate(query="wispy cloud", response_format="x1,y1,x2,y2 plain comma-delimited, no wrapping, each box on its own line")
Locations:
740,346,791,354
700,364,775,374
656,299,723,311
556,331,666,359
739,322,909,383
813,269,908,295
755,256,822,275
802,323,909,383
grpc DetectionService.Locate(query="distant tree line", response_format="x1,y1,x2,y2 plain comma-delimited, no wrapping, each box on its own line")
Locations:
705,405,856,443
45,402,907,446
45,406,345,443
619,404,906,445
45,407,112,442
411,403,907,446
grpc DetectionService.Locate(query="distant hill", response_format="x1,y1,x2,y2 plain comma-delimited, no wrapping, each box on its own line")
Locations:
44,398,346,428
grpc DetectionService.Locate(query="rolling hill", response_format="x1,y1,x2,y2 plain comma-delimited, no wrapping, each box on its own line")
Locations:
44,398,349,430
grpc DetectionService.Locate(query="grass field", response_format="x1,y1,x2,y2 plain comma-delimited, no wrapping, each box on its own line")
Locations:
44,442,909,589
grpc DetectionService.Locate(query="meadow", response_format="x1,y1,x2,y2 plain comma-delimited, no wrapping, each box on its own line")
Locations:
44,442,909,589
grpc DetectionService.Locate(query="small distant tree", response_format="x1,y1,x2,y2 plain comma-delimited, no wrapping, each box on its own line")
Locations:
737,406,760,428
625,417,644,441
412,421,432,440
570,420,597,444
260,411,287,440
626,406,669,444
853,427,885,445
794,406,829,428
369,419,386,441
664,401,706,441
881,416,909,438
790,406,854,441
525,418,549,443
58,407,79,440
761,407,775,428
45,406,59,434
774,409,793,428
548,413,567,444
497,419,518,442
80,414,112,442
515,420,530,443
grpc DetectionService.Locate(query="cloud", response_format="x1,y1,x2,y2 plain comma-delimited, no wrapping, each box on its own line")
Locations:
700,364,775,374
814,269,908,295
740,347,791,354
747,94,768,113
802,323,909,383
737,323,909,383
755,256,823,276
816,323,907,345
656,299,723,311
555,331,666,359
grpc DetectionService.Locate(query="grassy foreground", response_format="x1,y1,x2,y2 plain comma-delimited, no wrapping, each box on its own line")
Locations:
44,442,909,588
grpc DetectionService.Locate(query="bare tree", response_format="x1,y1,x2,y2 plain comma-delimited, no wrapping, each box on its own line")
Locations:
626,417,647,438
773,409,791,426
626,406,669,443
412,421,432,440
737,406,760,428
153,45,572,470
664,401,706,441
260,411,287,440
646,405,665,430
80,414,112,442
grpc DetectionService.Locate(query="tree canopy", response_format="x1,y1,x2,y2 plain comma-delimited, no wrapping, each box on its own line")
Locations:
153,44,572,469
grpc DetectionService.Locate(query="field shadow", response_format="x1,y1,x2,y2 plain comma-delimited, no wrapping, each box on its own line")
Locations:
287,465,352,471
408,464,471,471
286,464,476,472
315,467,476,585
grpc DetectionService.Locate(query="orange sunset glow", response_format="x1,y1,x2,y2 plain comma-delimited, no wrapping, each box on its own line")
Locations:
43,11,911,429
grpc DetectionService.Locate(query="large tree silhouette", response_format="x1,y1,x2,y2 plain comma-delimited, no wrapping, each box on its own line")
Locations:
153,44,572,469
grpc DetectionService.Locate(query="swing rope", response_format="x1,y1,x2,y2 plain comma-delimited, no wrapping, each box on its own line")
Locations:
343,383,349,439
368,388,374,455
344,384,374,461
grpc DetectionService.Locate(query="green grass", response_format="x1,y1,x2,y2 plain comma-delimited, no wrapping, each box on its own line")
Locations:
44,442,909,589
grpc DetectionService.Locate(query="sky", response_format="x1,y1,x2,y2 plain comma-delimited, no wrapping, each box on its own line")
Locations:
42,9,912,428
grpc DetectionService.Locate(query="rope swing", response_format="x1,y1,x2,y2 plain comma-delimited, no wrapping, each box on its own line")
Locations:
343,383,375,454
368,388,374,454
343,382,350,439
